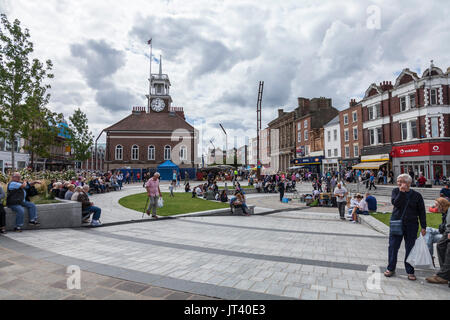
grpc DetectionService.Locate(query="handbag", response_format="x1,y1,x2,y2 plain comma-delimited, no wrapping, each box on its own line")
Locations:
390,192,411,236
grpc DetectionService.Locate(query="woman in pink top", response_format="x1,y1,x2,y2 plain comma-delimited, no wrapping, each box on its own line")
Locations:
145,173,162,218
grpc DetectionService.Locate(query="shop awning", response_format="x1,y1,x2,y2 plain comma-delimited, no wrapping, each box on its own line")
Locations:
352,161,388,170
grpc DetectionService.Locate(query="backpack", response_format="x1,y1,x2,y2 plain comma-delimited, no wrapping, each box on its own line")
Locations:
6,183,25,207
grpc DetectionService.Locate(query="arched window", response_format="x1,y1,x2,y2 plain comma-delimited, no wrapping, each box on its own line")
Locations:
164,145,171,160
115,145,123,160
132,145,139,161
148,146,155,160
179,145,187,161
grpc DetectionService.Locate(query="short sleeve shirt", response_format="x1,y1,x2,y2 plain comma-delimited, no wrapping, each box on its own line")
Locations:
145,179,160,197
334,187,347,202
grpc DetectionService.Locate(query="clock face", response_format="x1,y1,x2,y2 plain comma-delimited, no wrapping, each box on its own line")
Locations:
151,98,165,112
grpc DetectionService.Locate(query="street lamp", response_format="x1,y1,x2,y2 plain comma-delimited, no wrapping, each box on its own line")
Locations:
219,124,228,164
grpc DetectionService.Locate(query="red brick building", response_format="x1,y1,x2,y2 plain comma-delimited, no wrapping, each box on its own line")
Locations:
339,99,364,169
360,63,450,179
104,61,198,171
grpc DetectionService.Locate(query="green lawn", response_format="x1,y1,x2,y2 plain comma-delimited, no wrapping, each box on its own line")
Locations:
119,192,229,217
371,212,443,235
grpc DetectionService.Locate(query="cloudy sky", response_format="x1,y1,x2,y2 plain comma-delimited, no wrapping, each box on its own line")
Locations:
1,0,449,154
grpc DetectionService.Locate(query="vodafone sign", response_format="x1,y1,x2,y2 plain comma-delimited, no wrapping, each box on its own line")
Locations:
392,142,450,158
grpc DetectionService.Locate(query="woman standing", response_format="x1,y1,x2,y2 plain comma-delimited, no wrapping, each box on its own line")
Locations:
384,174,427,281
0,185,6,234
426,197,450,285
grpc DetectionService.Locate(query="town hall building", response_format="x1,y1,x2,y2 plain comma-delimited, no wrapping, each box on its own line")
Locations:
104,58,199,173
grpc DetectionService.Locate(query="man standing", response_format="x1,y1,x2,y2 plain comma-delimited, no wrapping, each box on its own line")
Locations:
7,172,40,232
145,172,162,219
278,178,286,202
184,171,189,185
334,183,348,220
384,174,427,281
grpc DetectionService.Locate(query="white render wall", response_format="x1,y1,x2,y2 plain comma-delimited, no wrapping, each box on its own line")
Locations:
324,123,341,159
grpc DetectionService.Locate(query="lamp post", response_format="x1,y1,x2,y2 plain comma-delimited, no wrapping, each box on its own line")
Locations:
219,124,228,165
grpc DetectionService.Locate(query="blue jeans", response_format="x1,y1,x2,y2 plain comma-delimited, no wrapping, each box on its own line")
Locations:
9,201,38,228
424,227,443,256
118,180,123,190
387,223,418,274
86,206,101,221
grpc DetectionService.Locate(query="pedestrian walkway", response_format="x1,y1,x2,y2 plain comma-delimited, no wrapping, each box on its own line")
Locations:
0,184,448,300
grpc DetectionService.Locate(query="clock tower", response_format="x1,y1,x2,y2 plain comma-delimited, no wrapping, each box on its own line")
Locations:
147,55,173,113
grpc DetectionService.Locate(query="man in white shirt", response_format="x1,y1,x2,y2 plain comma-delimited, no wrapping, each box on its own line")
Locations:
351,194,369,223
334,183,348,220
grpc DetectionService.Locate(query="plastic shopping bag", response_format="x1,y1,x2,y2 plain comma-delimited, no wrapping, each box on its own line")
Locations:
406,234,434,269
158,198,164,208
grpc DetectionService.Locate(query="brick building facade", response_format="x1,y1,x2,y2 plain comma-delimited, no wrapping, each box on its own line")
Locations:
104,62,198,171
339,99,364,169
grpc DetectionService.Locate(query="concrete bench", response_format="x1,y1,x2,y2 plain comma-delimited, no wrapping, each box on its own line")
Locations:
230,204,256,215
4,200,82,231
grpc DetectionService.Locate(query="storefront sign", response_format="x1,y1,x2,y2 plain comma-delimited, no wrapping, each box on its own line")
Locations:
392,142,450,158
293,156,324,165
361,154,390,162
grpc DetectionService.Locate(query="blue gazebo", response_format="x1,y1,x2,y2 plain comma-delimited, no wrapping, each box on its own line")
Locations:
157,161,180,181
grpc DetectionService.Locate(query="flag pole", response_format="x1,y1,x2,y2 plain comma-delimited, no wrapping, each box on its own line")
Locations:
148,39,153,112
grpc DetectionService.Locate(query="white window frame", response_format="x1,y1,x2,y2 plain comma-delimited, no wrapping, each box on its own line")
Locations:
327,130,331,142
352,111,357,122
353,144,359,158
353,127,358,141
344,145,350,159
334,129,338,141
148,145,155,160
328,149,332,158
401,122,408,141
131,145,139,161
180,146,187,161
115,145,123,161
334,149,338,157
344,129,349,142
343,114,349,125
164,145,172,160
304,120,308,129
369,127,382,146
304,130,309,141
430,117,439,138
297,123,301,130
430,88,438,105
298,131,302,143
409,94,416,109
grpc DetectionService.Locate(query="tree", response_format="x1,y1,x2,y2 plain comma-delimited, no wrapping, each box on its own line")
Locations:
68,108,94,164
0,14,54,172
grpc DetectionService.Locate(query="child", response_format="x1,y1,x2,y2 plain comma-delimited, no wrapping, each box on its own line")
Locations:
169,181,175,197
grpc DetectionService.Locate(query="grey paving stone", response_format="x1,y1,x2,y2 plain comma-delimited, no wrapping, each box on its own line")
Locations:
165,291,193,300
234,280,255,291
318,291,337,300
282,286,302,299
0,261,14,269
141,286,174,298
114,281,150,294
84,287,116,299
265,284,286,296
300,288,319,300
97,278,124,288
249,281,270,293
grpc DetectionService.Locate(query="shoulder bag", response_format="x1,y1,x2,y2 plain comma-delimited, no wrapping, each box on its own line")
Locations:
390,192,411,236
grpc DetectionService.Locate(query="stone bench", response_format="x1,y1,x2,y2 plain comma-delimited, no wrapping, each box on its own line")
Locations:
230,204,256,215
4,200,82,231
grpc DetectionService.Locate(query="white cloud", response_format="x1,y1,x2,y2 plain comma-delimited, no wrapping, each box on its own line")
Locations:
2,0,449,157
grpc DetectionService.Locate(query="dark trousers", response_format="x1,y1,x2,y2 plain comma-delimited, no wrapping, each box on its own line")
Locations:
369,181,377,190
280,191,285,202
337,202,346,218
387,223,418,274
0,204,5,228
436,234,450,281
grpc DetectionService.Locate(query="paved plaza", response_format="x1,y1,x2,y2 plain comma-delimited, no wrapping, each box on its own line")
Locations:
0,184,449,300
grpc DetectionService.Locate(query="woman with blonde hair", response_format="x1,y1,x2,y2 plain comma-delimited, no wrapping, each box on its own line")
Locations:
426,197,450,285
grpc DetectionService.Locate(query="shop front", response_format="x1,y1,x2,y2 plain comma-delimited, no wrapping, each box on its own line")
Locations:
391,142,450,180
341,158,360,170
352,154,391,172
292,156,324,175
322,158,340,174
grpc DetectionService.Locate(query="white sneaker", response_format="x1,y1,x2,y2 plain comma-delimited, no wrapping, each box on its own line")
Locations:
351,220,356,224
91,220,102,227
